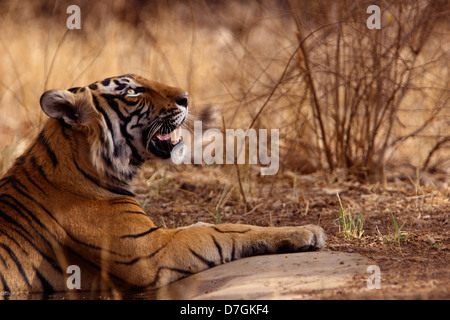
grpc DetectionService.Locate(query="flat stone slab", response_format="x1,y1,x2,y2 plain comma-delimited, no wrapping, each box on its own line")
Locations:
153,251,373,299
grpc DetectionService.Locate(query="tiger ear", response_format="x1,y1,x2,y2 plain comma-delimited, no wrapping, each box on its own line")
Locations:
40,90,80,125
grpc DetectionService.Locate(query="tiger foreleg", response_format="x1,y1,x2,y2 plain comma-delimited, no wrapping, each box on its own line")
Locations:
146,223,326,288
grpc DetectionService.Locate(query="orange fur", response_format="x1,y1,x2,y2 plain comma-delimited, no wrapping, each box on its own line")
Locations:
0,75,325,296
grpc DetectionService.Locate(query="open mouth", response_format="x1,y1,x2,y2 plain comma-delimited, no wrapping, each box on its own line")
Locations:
147,127,183,159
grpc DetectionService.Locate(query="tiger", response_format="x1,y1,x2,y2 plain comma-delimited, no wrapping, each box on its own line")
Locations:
0,74,326,298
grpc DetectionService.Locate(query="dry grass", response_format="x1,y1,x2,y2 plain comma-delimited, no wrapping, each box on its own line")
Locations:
0,0,448,183
1,1,449,299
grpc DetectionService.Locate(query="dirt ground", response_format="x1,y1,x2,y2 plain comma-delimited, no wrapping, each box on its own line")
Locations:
135,163,449,300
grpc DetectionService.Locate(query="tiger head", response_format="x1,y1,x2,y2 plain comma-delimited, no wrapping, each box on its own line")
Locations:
39,74,188,182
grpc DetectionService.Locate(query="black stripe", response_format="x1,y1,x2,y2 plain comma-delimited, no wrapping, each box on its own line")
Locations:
129,102,148,129
0,225,62,275
22,167,47,196
101,151,114,169
231,238,236,261
1,194,62,258
161,266,193,276
212,227,250,234
241,241,269,257
6,184,124,257
30,156,56,189
130,100,145,116
114,243,167,266
1,194,49,231
13,154,26,166
101,94,126,119
34,267,55,296
189,248,216,268
211,235,224,263
0,252,7,268
100,94,144,164
92,95,117,156
73,158,135,197
113,79,127,91
119,77,131,83
111,200,141,207
64,245,131,287
113,93,141,107
13,145,26,164
122,210,146,216
0,243,31,288
5,184,60,226
106,168,134,185
101,78,111,86
0,271,11,298
58,118,72,140
0,197,65,273
0,177,9,189
130,123,144,129
68,87,81,93
0,205,62,273
37,131,58,167
0,176,29,193
0,207,31,237
0,230,29,255
135,104,150,126
120,227,159,239
140,266,193,289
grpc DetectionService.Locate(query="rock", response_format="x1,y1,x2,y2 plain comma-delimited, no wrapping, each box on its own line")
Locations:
151,251,373,299
271,200,283,210
424,237,435,244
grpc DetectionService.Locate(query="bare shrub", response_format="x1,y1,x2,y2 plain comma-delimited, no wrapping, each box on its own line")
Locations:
0,0,448,179
286,0,449,177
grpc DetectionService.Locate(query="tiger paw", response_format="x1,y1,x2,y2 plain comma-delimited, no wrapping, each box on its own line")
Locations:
276,225,327,253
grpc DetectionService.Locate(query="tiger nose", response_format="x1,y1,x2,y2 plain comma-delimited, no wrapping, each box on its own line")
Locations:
174,93,188,109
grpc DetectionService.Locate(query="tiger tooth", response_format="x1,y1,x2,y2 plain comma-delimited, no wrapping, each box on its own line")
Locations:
170,128,181,143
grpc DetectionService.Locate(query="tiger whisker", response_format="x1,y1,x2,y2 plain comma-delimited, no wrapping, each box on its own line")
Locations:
181,122,193,134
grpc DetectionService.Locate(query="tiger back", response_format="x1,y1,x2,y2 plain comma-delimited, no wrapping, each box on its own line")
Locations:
0,74,326,298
